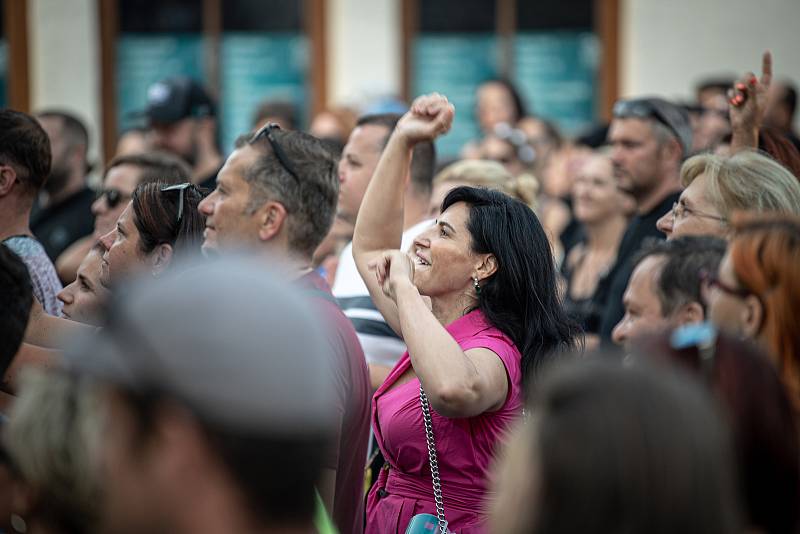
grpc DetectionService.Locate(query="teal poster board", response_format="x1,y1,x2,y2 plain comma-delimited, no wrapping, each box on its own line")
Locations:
513,31,598,135
0,40,7,108
219,33,307,153
116,34,205,132
413,34,498,157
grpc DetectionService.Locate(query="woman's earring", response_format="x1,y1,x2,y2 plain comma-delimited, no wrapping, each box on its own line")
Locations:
473,276,481,295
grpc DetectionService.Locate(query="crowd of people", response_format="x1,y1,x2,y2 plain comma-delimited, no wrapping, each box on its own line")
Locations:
0,48,799,534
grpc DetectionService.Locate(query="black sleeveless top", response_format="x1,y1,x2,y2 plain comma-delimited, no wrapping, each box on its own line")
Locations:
561,244,617,335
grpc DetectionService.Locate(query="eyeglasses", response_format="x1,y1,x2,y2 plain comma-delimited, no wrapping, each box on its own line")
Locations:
96,188,131,209
699,269,751,299
671,200,726,223
613,99,682,145
249,122,300,182
160,183,196,226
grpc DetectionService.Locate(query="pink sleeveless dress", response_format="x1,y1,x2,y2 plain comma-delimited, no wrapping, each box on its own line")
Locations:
365,309,524,533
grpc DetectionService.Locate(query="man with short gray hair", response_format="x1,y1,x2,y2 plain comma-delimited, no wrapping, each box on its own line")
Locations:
198,124,370,534
599,97,693,341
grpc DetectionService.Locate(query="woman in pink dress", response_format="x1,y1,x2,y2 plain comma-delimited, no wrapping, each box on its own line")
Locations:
353,94,579,533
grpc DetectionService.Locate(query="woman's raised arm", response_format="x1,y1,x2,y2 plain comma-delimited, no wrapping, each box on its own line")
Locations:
352,94,454,336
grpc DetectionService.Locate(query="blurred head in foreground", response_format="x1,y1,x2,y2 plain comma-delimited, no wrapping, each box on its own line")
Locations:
2,369,103,534
490,358,740,534
64,258,336,534
634,325,800,534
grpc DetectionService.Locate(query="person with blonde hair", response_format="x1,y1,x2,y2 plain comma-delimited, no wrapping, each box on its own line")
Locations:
657,149,800,239
562,152,632,343
427,159,538,217
3,369,103,534
707,212,800,413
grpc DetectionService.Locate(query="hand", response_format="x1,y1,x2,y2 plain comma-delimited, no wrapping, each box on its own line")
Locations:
729,51,772,137
395,93,455,147
367,249,416,302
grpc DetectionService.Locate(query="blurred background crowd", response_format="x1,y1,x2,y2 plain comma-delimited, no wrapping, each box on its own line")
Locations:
1,1,800,533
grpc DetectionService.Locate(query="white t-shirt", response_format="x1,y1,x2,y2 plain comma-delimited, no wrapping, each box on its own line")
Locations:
332,219,433,368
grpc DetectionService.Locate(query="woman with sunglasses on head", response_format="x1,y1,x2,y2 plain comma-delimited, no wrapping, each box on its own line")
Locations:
98,181,206,287
22,181,205,353
655,149,800,240
354,94,579,533
55,152,190,284
707,212,800,414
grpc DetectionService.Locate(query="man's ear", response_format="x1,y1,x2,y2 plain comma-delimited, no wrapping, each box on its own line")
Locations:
660,136,683,168
475,254,498,282
672,300,705,327
257,201,289,243
150,243,174,277
741,294,765,339
68,144,87,169
0,165,18,197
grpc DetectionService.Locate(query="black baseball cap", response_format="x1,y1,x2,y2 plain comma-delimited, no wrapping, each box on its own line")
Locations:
613,97,693,156
133,77,216,125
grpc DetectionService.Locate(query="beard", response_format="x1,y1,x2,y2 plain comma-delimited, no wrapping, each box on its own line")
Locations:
43,164,71,196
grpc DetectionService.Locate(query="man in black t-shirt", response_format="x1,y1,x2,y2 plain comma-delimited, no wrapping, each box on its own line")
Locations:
31,111,95,261
599,98,693,341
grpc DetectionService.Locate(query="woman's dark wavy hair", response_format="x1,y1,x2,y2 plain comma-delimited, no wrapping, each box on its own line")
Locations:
131,182,206,259
441,186,580,387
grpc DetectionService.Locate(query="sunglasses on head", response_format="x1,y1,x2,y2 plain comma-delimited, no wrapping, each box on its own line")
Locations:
160,183,199,226
96,188,131,209
612,99,682,143
249,123,301,182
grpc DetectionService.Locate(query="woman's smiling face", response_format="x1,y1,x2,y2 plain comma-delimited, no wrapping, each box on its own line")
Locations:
411,202,484,298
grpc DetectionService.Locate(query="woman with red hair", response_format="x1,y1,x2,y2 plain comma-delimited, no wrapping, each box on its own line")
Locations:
707,212,800,411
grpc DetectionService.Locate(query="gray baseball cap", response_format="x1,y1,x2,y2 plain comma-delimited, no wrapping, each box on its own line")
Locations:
613,97,693,156
65,256,336,437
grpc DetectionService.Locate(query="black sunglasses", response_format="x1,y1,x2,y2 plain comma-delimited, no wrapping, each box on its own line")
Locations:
249,122,300,182
96,188,130,209
612,99,682,144
160,183,197,226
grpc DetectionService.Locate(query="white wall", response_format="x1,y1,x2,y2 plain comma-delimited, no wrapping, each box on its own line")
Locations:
621,0,800,128
28,0,102,167
327,0,402,106
21,0,800,154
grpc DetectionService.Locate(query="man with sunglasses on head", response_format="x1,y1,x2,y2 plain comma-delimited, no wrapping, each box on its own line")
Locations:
198,124,371,534
598,97,693,342
55,152,190,283
611,235,726,353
